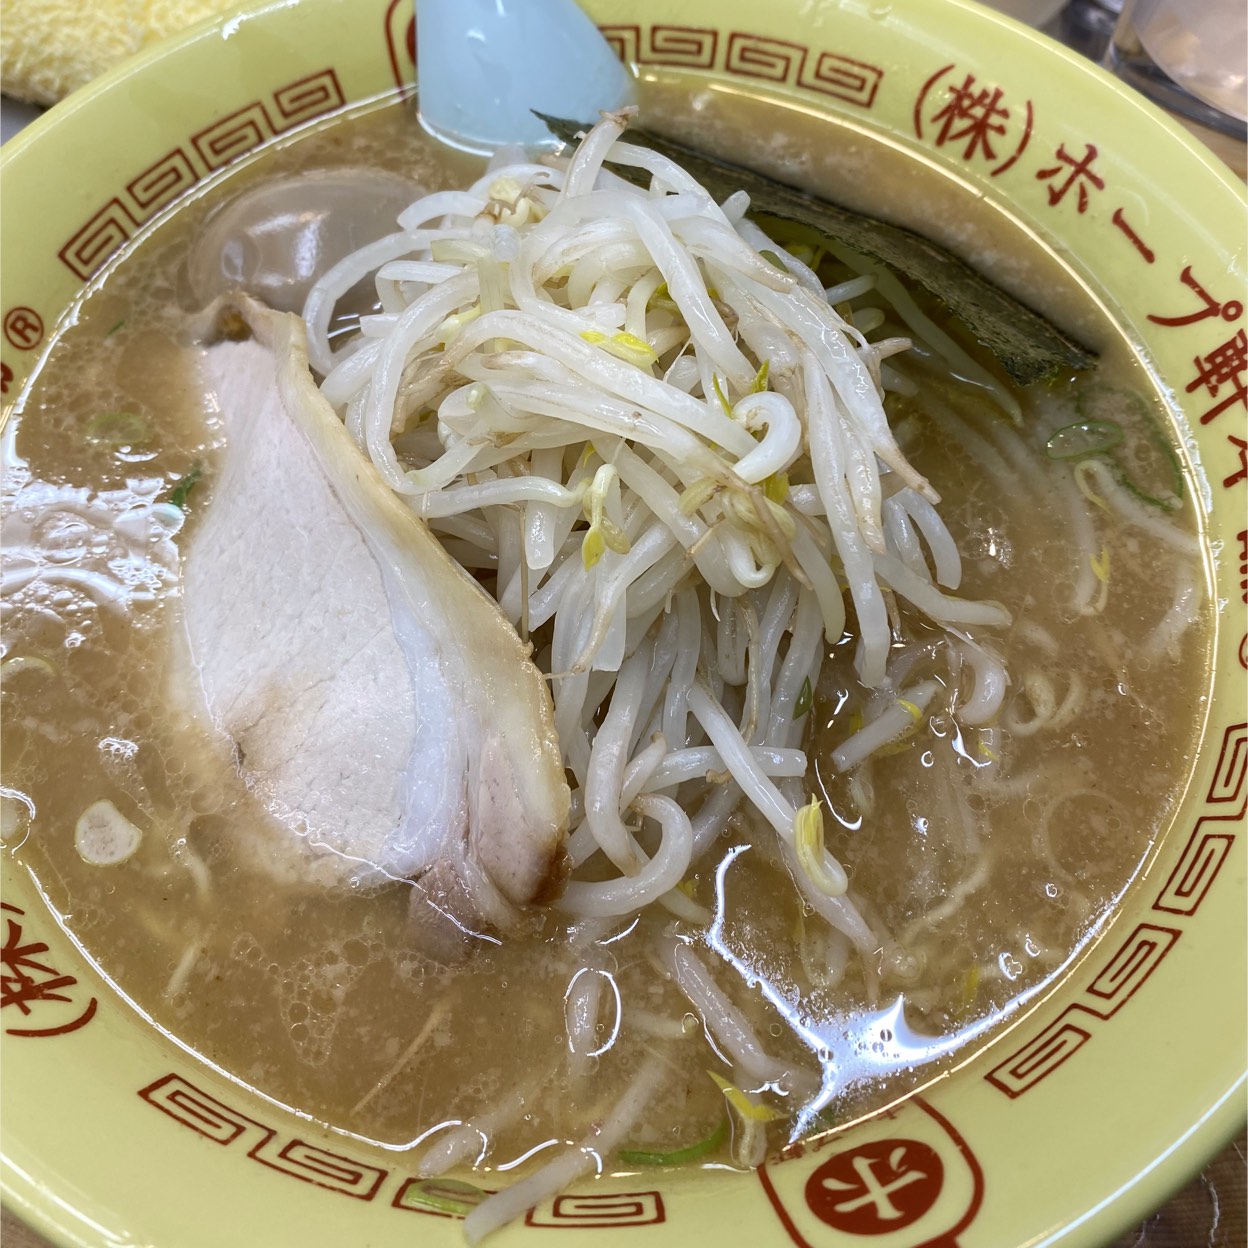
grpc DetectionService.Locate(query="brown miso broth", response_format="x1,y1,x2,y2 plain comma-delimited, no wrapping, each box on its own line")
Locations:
0,80,1211,1179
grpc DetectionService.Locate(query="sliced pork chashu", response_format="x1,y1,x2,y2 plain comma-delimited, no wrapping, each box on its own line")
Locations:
176,303,569,935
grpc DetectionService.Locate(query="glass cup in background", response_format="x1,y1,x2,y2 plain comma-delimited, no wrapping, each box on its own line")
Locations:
1107,0,1247,174
978,0,1070,25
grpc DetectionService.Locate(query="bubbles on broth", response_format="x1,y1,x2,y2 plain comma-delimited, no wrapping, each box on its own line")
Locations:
0,81,1211,1185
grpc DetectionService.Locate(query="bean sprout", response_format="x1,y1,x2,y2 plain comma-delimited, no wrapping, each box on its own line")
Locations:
300,112,1034,1233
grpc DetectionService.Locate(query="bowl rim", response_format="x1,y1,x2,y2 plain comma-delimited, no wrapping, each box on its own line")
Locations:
1,1,1245,1246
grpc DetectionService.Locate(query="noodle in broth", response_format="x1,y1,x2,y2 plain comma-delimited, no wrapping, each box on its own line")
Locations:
0,82,1210,1237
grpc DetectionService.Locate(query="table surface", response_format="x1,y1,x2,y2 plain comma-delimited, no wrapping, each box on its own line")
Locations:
1,2,1244,1245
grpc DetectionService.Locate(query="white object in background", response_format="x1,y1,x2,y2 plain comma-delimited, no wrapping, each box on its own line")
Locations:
977,0,1068,27
1125,0,1247,122
415,0,635,153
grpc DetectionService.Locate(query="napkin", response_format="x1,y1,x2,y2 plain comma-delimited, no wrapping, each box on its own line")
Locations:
0,0,241,105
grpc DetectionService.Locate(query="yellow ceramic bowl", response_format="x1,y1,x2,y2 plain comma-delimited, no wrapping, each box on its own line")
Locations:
2,1,1245,1245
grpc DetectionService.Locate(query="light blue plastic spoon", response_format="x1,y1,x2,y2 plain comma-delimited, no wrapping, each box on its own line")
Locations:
414,0,635,154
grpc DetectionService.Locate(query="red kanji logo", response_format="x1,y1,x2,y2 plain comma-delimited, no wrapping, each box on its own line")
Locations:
1036,142,1105,213
1111,207,1156,263
931,74,1009,162
1186,328,1248,424
805,1138,944,1233
1149,265,1245,327
1225,435,1247,489
1,902,97,1038
913,65,1033,176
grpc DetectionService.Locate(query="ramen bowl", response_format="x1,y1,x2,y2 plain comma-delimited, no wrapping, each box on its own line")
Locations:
1,0,1245,1245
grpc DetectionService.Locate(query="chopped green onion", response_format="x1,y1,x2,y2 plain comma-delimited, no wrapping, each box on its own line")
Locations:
86,410,151,447
793,675,813,719
1112,462,1183,512
619,1118,728,1167
1044,419,1123,460
1074,383,1184,507
168,463,204,510
402,1178,488,1217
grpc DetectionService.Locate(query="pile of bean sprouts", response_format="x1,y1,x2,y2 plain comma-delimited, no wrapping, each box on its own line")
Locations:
301,109,1027,1238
